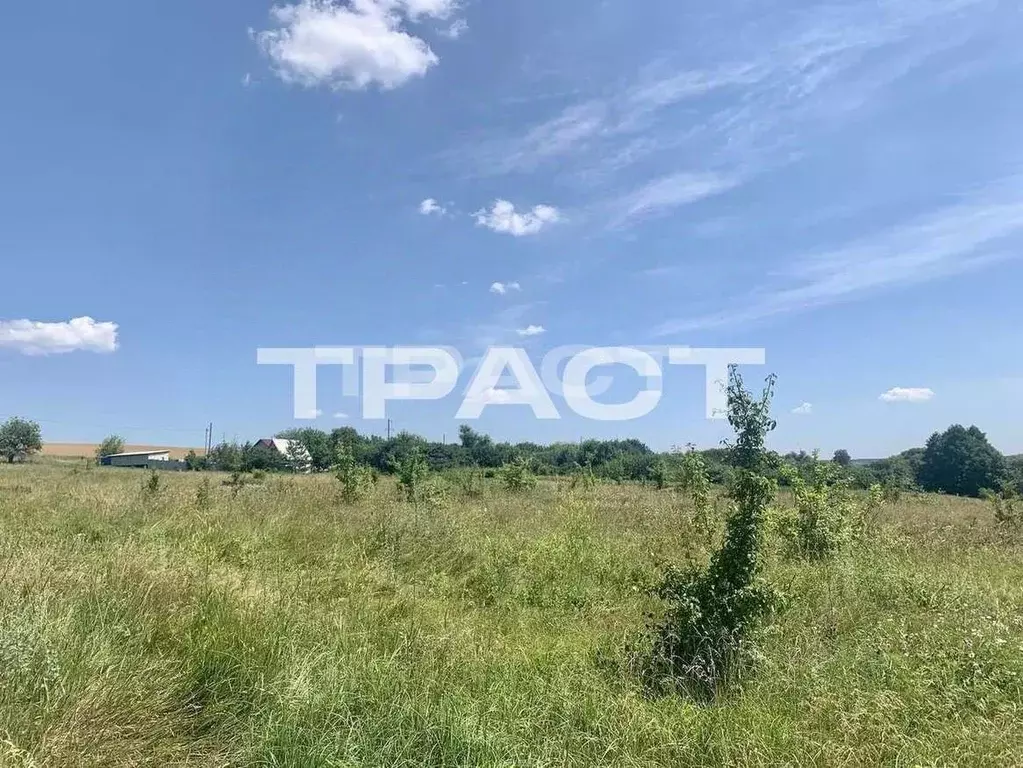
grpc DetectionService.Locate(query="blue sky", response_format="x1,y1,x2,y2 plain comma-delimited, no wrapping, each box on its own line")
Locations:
2,0,1022,457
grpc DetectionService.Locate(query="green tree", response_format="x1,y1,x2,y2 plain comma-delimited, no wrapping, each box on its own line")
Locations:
832,448,852,468
918,425,1006,498
642,369,779,699
95,435,125,461
277,428,332,470
334,442,372,504
0,417,43,464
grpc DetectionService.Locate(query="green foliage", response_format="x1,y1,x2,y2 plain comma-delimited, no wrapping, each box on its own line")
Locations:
983,486,1021,533
649,458,669,490
450,466,486,499
277,428,333,471
832,448,852,468
283,440,311,473
95,435,125,461
141,470,161,498
0,417,43,464
334,443,373,505
570,461,598,492
677,445,712,530
778,456,855,560
499,456,537,493
183,450,206,471
394,448,430,504
641,369,779,699
856,483,887,540
918,425,1007,498
195,477,213,512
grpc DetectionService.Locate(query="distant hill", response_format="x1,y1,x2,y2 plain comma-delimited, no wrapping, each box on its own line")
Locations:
850,458,882,466
41,444,203,460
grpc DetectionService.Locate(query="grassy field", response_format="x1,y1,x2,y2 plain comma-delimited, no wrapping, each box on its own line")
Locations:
0,463,1021,766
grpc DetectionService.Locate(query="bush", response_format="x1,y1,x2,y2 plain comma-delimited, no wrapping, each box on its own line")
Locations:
195,477,213,511
334,443,373,504
395,448,430,505
677,446,712,531
983,486,1021,533
639,369,780,700
450,467,486,499
777,457,854,560
500,456,537,493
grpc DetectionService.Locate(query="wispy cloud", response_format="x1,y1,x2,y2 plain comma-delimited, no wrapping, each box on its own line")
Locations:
254,0,459,91
441,18,468,40
517,324,546,337
607,172,739,228
0,317,119,356
792,402,813,415
879,387,935,403
474,200,561,236
653,182,1023,334
461,0,990,227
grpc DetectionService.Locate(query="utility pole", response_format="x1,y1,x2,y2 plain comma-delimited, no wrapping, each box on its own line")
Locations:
386,418,393,440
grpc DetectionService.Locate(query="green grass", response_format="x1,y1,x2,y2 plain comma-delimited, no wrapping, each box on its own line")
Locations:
1,464,1021,766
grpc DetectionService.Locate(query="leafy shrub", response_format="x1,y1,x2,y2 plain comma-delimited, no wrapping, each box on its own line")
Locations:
677,446,712,532
451,467,486,499
777,457,855,560
570,462,598,492
395,448,433,505
983,486,1021,533
649,458,670,490
141,470,161,499
334,443,373,504
639,369,780,700
500,456,537,493
195,477,213,512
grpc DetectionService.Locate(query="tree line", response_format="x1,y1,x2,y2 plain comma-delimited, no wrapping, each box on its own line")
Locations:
187,422,1023,499
1,415,1020,499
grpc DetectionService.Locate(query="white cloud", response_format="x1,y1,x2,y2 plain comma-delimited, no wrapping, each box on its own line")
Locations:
474,200,561,236
791,402,813,415
333,411,349,419
879,387,935,403
609,172,739,228
489,281,521,295
419,198,446,216
653,183,1023,334
441,19,468,39
517,325,546,337
0,317,119,356
254,0,458,91
465,387,512,406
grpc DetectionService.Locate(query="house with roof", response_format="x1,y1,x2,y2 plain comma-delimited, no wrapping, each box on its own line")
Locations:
254,438,313,473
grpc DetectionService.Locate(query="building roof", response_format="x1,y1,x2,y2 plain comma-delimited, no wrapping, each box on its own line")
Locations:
257,438,312,461
104,450,171,458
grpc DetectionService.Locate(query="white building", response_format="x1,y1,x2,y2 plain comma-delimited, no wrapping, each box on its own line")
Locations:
101,450,171,468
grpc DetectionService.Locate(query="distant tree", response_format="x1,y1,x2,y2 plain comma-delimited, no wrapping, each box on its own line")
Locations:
95,435,125,461
284,440,310,473
918,425,1007,498
183,450,207,471
276,428,331,470
241,443,286,473
832,449,852,468
206,441,244,473
1008,455,1023,494
0,417,43,464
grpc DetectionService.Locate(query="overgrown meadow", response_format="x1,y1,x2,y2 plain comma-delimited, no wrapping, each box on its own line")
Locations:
1,454,1022,767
